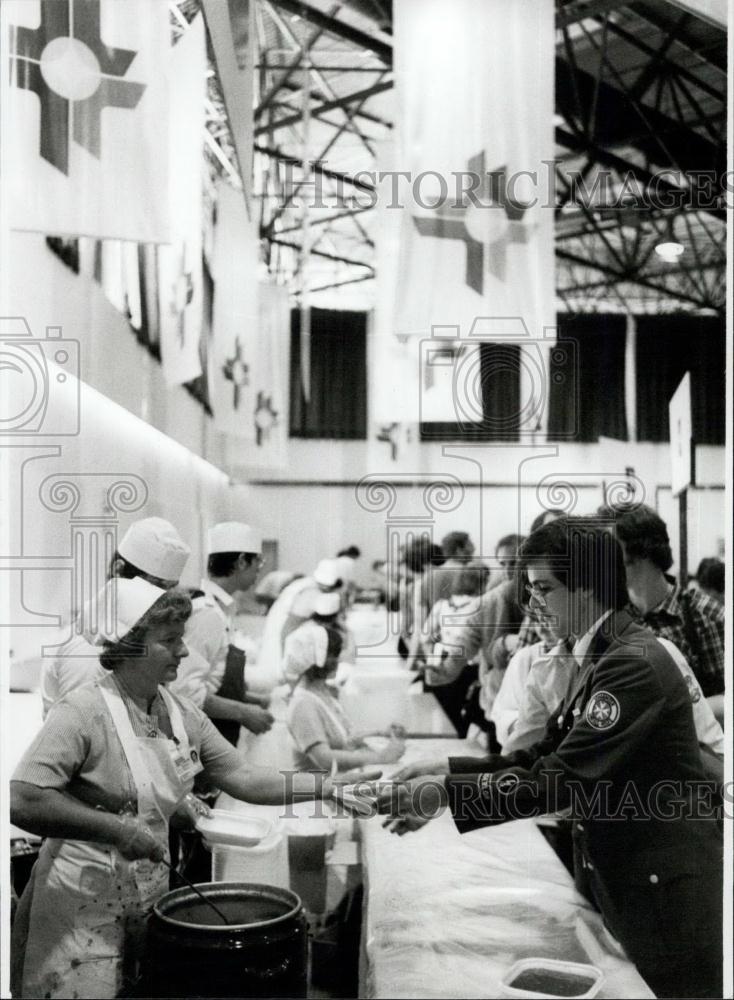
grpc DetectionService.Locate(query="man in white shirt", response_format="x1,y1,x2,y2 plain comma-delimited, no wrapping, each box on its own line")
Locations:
40,517,190,717
170,521,273,744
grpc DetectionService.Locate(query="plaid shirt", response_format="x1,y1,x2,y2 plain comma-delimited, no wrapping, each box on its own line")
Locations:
639,579,725,697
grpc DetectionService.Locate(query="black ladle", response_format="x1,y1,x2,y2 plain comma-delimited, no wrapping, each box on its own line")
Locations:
160,857,230,925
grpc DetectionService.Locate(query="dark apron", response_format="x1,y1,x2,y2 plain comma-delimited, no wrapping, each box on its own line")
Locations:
212,644,247,746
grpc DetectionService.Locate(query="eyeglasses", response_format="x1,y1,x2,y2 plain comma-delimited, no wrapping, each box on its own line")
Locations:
525,582,556,601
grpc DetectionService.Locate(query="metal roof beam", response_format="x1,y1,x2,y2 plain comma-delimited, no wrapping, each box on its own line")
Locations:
255,142,377,191
255,79,393,135
269,236,375,270
269,0,393,64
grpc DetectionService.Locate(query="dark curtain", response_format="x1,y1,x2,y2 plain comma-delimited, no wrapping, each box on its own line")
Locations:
635,314,724,444
290,307,367,439
419,343,521,441
548,314,628,443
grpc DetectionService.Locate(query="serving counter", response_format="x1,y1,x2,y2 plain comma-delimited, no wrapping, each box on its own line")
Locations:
358,738,654,999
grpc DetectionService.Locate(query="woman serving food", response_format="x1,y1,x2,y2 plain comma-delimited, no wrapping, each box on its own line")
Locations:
11,578,362,999
284,592,406,773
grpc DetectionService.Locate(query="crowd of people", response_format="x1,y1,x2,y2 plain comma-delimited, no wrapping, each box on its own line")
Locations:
10,503,726,999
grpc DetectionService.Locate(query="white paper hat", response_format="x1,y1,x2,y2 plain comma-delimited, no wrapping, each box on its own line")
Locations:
83,577,166,646
283,621,329,683
312,591,342,616
208,522,262,555
313,558,341,588
118,517,190,582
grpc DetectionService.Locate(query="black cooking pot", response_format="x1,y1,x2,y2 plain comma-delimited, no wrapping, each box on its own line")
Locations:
142,882,308,999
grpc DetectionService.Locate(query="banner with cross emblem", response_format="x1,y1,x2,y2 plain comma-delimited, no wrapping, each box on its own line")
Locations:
209,178,259,438
390,0,554,340
158,13,206,385
3,0,170,242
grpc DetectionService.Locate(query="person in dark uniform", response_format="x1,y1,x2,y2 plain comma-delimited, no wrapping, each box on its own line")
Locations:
379,518,723,1000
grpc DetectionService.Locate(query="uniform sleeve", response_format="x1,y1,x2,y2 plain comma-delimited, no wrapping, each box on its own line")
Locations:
287,697,329,757
12,698,91,789
181,606,228,698
446,653,669,833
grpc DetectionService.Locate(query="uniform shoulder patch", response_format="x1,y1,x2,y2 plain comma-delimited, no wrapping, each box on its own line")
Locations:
585,690,621,731
683,672,701,704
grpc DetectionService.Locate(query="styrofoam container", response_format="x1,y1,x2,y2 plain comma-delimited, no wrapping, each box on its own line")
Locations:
196,810,273,849
500,958,604,999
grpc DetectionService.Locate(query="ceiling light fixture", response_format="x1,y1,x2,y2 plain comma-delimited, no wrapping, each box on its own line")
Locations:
654,240,685,263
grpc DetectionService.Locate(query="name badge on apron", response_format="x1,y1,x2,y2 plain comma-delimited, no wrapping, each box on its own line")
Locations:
169,740,204,783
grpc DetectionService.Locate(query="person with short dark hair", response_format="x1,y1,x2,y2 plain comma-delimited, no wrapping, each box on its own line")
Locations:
170,522,273,743
337,545,361,560
419,567,485,734
435,533,527,741
599,503,725,699
380,517,723,1000
529,507,566,534
696,557,724,605
428,531,488,609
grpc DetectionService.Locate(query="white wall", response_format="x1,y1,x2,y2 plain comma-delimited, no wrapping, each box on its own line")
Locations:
7,233,234,661
6,233,726,656
240,438,726,582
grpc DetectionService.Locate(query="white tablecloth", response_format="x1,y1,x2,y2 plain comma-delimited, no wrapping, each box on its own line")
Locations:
358,739,654,999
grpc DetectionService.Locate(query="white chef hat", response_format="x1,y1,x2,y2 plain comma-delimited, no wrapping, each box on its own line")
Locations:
334,555,355,583
118,517,190,583
313,558,341,588
208,521,262,555
283,621,329,684
83,577,166,646
312,591,341,616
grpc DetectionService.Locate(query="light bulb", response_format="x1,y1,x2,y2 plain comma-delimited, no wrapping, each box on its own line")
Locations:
654,241,684,262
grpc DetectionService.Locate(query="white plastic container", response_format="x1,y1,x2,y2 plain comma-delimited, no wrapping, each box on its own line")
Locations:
500,958,604,999
211,827,290,889
196,809,272,849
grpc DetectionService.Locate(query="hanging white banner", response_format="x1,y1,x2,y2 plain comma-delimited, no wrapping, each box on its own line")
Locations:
209,179,259,438
4,0,170,242
392,0,555,341
158,13,206,386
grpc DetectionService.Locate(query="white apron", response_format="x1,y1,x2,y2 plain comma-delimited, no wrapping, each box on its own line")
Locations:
13,678,201,999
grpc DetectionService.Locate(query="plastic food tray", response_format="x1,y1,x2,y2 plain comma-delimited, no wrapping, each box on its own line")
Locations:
196,810,273,848
500,958,604,999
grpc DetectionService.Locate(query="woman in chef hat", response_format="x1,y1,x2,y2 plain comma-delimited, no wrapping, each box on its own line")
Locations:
284,591,406,773
11,577,357,999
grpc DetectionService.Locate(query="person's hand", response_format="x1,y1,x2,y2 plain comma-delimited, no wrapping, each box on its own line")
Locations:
181,792,213,823
376,776,448,835
391,756,449,782
380,736,406,764
334,766,384,786
239,704,274,734
116,816,166,861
